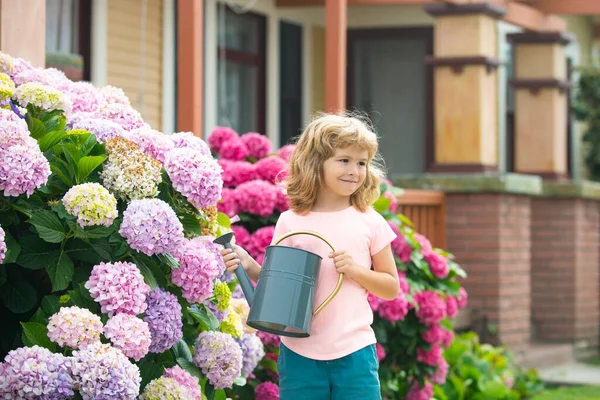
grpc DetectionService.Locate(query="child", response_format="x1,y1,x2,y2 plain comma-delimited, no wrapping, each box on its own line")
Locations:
220,112,399,399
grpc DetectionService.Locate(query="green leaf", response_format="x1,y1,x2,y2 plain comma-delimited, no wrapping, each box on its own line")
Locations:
20,322,56,352
172,339,193,363
449,376,466,400
132,256,158,289
176,357,203,380
38,130,67,152
17,235,57,270
29,210,65,243
214,389,227,400
45,251,74,292
28,117,46,139
68,283,97,312
72,224,115,240
76,155,106,183
233,376,247,386
138,358,165,392
3,231,21,264
43,115,65,133
188,305,219,331
179,212,202,236
0,265,6,285
373,196,392,213
398,214,414,227
216,212,231,229
156,253,179,270
0,272,37,313
41,295,60,316
29,307,49,325
50,164,72,187
65,239,103,264
480,379,509,399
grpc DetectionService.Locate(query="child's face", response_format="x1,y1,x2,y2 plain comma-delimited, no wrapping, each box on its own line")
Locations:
321,146,369,200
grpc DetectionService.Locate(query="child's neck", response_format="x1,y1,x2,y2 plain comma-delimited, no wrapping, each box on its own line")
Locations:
312,194,352,212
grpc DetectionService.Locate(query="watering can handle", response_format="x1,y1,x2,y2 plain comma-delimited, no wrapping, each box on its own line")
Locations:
273,230,343,316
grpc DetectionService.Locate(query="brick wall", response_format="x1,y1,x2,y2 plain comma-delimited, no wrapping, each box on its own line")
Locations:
531,198,599,350
446,193,531,353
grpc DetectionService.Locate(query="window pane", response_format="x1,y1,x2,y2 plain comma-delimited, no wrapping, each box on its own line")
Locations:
279,22,303,145
218,10,258,54
217,61,258,134
46,0,77,54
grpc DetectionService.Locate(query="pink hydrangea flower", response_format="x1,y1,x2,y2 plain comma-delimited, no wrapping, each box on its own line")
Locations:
231,225,251,248
240,132,271,159
430,357,449,385
388,222,412,263
235,180,278,217
104,313,151,361
99,85,131,106
128,127,174,164
70,117,128,143
398,270,410,294
255,382,280,400
417,344,442,366
163,365,202,400
47,306,103,349
424,251,449,279
60,81,103,114
0,142,51,197
218,159,256,187
415,233,432,254
0,226,5,264
171,131,211,157
98,103,147,131
220,137,250,161
208,126,238,153
457,287,468,308
376,343,386,362
172,237,225,304
85,261,151,316
248,226,275,259
406,381,433,400
421,324,445,345
368,293,384,312
257,331,281,347
446,296,458,318
255,156,287,183
278,144,295,161
275,188,289,212
165,148,224,209
414,290,446,326
383,191,398,213
218,188,238,217
255,253,265,265
442,329,454,348
378,293,409,323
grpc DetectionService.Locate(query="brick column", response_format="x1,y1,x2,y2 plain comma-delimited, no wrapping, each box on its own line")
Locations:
446,193,531,352
530,194,600,351
423,3,505,173
0,0,46,67
508,32,573,180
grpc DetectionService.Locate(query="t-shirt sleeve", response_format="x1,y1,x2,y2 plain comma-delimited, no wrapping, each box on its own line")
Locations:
270,212,292,246
369,210,397,256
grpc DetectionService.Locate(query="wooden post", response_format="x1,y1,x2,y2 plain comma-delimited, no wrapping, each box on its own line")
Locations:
325,0,347,112
177,0,203,137
0,0,46,67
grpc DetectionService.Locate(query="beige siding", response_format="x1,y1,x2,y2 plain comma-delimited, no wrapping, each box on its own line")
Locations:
107,0,163,130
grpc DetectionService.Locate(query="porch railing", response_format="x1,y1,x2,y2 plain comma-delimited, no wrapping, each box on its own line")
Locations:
397,189,446,251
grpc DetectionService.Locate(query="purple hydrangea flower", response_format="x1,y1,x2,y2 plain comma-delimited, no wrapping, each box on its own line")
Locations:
165,148,223,209
85,261,150,316
236,334,266,377
193,331,243,389
203,301,229,323
70,117,128,143
71,342,141,399
119,198,184,256
0,142,51,197
0,345,74,399
144,287,183,353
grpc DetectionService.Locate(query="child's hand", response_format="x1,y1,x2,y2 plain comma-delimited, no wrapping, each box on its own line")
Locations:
329,250,360,279
220,245,253,273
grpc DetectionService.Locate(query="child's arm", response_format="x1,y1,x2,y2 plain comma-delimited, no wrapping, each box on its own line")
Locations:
220,245,262,282
329,245,399,300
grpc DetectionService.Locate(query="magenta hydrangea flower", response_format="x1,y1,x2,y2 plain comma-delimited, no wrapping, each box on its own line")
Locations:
376,343,386,361
71,342,141,399
163,366,203,400
424,251,449,279
430,357,449,385
254,156,287,183
256,331,281,347
248,225,275,259
231,225,251,248
236,333,266,377
98,103,147,131
0,143,51,197
128,127,174,164
144,287,183,353
457,287,468,308
421,324,445,345
446,295,458,318
415,233,433,254
378,293,409,323
165,148,224,209
99,85,131,106
442,329,454,348
172,237,225,304
217,188,238,217
240,132,271,159
208,126,238,153
414,290,446,326
383,191,398,213
85,261,150,316
0,225,6,264
406,381,433,400
388,222,412,263
171,131,211,157
47,306,103,349
275,187,289,212
119,198,184,256
220,137,249,161
255,382,280,400
417,344,442,367
60,81,103,114
103,313,151,361
398,270,410,294
193,331,243,389
218,159,256,187
70,117,128,143
368,293,383,312
278,144,295,161
0,345,74,399
235,180,278,217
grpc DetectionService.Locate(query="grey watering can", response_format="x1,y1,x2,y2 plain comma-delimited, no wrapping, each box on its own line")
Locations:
214,230,344,338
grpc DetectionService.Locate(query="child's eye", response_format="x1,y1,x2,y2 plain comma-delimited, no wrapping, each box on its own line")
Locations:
339,159,349,163
358,161,366,167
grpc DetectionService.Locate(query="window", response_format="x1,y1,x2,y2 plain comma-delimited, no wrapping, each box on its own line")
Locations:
505,43,515,172
217,7,266,135
279,21,303,146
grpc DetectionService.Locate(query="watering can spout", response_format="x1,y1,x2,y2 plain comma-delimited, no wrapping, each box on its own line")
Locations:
213,232,255,306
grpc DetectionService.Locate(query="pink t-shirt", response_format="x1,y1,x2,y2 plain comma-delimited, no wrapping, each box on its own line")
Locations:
269,206,397,360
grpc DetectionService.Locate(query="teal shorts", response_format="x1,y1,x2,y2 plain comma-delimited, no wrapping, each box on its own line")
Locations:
277,343,382,400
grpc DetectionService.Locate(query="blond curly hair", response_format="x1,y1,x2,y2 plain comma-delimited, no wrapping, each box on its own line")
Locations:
283,112,386,214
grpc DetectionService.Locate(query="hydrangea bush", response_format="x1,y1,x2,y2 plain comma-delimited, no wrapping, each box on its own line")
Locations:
0,51,259,399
